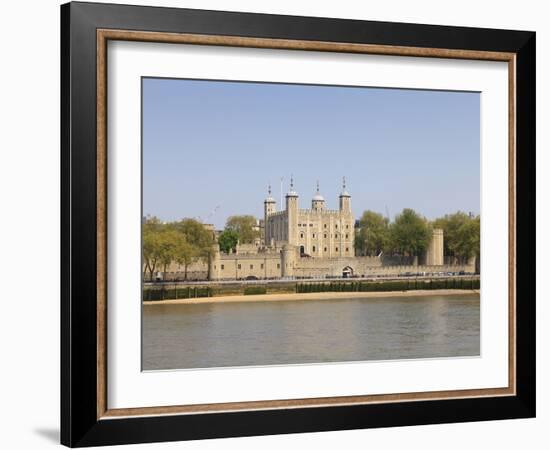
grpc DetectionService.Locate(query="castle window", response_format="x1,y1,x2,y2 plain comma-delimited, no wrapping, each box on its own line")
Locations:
346,247,349,252
250,264,253,269
346,224,349,229
336,247,339,252
324,234,327,239
221,265,224,270
324,224,327,228
277,263,280,269
313,246,316,252
261,263,264,269
300,233,304,239
238,264,241,269
313,233,316,238
324,247,327,252
335,224,338,229
310,224,313,227
335,233,338,238
345,234,348,239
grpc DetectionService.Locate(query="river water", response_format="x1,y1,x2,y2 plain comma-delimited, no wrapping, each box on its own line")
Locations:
142,294,480,370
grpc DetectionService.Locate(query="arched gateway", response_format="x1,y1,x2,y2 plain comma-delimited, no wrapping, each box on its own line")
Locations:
342,266,354,278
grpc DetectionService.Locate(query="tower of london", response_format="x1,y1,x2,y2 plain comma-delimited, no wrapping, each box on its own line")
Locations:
263,177,354,258
198,177,462,282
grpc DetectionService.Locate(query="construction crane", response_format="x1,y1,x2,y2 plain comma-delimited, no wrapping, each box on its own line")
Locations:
197,205,220,223
206,205,220,222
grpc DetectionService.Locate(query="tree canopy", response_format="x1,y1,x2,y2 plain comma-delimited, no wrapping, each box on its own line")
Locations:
142,218,163,280
225,215,259,244
171,218,215,262
142,216,215,280
218,229,239,254
432,212,480,263
389,208,431,256
355,210,390,256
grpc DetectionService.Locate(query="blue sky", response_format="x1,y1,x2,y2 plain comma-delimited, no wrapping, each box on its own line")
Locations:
143,78,480,229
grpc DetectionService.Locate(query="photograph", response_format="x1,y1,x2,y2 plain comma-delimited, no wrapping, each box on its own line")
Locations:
141,77,482,370
55,1,537,447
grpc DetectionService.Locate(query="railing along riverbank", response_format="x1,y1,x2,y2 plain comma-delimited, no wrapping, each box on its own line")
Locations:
296,277,479,293
143,276,479,301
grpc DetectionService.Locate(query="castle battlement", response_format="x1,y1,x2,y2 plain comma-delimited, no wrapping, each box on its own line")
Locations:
298,209,345,215
267,210,286,218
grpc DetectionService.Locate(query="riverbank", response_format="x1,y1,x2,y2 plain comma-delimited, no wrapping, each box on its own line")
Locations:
143,288,479,306
143,276,480,301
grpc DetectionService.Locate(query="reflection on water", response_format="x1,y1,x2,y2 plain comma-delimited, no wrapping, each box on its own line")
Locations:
142,294,480,370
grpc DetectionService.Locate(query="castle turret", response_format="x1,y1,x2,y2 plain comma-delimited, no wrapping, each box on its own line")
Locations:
208,243,221,281
263,184,276,245
286,175,299,245
339,176,351,212
311,180,326,212
281,244,296,278
426,228,444,266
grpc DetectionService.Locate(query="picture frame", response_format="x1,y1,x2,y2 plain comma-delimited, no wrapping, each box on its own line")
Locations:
60,1,536,447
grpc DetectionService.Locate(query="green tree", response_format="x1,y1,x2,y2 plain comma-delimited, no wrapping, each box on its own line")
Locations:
142,216,164,280
218,229,239,254
389,208,431,256
472,215,480,258
225,215,259,243
174,235,197,280
156,229,188,278
172,218,215,263
142,217,216,281
143,227,160,280
355,210,390,256
433,212,480,263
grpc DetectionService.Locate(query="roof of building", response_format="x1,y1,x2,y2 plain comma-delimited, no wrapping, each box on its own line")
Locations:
340,190,351,198
312,180,325,201
340,176,351,197
286,175,298,197
265,184,276,203
312,193,325,201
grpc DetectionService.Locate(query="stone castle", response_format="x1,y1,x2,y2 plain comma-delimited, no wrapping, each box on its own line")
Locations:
195,178,471,282
263,178,355,259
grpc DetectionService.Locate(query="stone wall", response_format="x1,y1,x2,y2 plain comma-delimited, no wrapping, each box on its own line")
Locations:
290,256,474,279
146,240,474,282
215,253,282,280
145,260,209,281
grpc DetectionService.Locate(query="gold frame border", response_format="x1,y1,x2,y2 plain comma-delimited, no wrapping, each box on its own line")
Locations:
96,29,517,420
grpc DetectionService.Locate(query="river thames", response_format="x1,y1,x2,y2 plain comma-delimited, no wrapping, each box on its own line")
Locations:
142,293,480,370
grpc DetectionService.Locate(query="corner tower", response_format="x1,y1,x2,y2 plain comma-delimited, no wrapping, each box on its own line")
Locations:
263,184,276,244
286,176,299,245
339,176,351,212
426,228,444,266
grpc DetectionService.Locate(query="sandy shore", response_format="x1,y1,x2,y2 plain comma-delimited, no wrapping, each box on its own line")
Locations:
143,289,479,306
